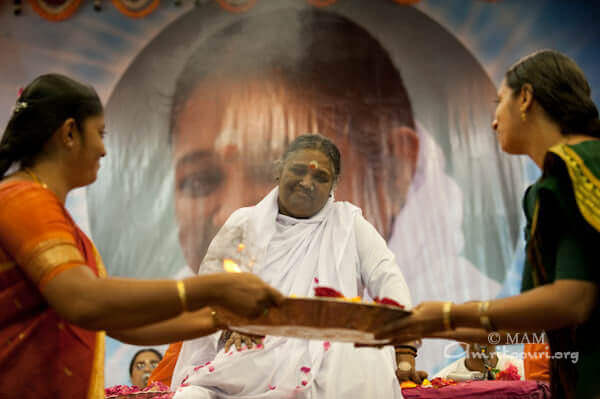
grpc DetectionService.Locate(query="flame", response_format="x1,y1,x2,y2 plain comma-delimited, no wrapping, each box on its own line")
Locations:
223,258,242,273
237,243,246,252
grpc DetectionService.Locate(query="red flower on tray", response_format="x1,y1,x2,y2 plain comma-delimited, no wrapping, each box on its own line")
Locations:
373,297,405,308
314,286,344,298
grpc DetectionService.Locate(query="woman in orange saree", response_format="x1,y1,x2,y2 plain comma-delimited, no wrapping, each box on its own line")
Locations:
0,74,283,398
0,180,107,398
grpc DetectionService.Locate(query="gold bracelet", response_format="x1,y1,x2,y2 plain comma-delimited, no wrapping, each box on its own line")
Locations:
442,301,454,330
478,301,496,331
176,280,188,312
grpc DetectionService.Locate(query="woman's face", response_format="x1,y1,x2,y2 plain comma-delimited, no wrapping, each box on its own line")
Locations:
277,149,335,218
492,81,525,154
130,351,161,388
72,114,106,187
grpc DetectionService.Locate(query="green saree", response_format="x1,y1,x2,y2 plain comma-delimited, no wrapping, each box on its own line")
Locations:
522,141,600,398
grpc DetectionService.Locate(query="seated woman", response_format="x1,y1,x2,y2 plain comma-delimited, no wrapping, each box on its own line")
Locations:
171,134,417,398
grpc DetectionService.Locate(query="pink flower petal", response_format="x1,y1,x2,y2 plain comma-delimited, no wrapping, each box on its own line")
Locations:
205,361,211,365
268,385,277,390
181,382,190,387
301,380,308,386
300,367,311,374
208,366,215,372
314,277,319,284
256,344,264,349
181,375,189,384
323,341,331,351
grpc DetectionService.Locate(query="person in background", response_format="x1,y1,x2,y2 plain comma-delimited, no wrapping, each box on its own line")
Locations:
130,348,163,388
375,49,600,398
0,74,283,398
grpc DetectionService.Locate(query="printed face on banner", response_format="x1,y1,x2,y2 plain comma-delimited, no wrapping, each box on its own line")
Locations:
171,77,419,272
168,10,422,271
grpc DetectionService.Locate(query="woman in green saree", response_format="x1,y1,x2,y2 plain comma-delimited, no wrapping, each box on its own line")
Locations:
375,50,600,398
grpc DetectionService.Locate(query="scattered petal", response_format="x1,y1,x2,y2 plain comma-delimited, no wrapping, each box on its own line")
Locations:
208,366,215,372
314,286,344,298
194,365,204,371
301,380,308,386
374,297,405,308
256,343,264,349
300,367,311,374
323,341,331,351
268,385,276,390
314,277,319,284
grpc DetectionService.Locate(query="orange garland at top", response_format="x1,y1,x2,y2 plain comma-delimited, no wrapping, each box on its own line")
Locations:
111,0,160,18
215,0,258,13
28,0,82,21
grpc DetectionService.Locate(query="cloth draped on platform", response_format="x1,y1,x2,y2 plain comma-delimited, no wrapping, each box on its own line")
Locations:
0,181,105,399
172,187,411,398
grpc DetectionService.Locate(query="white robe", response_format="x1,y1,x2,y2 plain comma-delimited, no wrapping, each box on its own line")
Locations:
172,188,411,399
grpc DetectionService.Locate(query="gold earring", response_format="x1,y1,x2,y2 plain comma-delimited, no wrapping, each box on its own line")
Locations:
521,112,527,122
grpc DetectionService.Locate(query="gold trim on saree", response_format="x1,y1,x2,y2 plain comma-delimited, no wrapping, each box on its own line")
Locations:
549,144,600,232
22,242,84,286
87,331,105,399
87,242,106,398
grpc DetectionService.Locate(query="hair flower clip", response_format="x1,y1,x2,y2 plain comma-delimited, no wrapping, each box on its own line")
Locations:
14,101,28,114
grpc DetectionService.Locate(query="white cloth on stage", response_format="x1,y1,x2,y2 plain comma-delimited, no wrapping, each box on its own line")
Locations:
172,187,411,398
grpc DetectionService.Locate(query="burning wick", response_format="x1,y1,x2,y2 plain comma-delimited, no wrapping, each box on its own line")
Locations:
237,243,245,252
223,258,242,273
309,160,318,169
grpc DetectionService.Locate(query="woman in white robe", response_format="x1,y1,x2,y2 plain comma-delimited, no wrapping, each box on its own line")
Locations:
172,134,414,399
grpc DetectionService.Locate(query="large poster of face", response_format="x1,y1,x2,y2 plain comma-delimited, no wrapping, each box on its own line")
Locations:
86,1,524,372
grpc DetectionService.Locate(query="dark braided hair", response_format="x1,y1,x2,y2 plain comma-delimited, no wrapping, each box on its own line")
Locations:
0,74,103,177
506,50,600,137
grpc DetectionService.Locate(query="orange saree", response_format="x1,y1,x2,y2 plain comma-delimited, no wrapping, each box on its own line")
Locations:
148,341,182,387
523,343,551,382
0,181,106,398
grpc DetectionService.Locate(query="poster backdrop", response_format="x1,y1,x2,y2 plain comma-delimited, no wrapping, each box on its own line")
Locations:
1,0,599,387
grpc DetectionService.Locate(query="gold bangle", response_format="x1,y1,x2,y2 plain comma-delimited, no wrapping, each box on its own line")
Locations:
442,301,454,330
176,280,188,312
478,301,496,331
